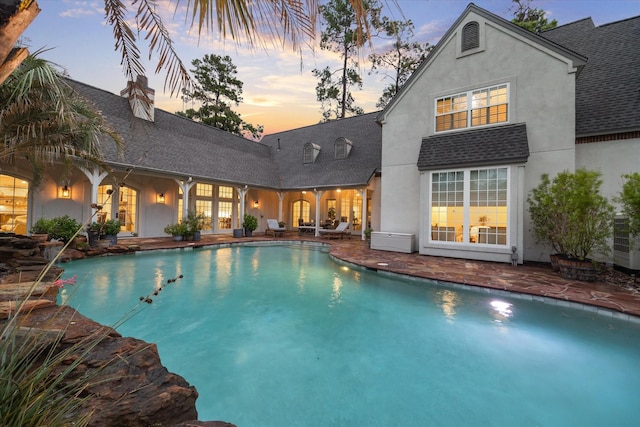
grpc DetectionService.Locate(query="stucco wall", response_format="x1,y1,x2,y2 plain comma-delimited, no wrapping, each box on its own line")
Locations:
380,11,578,262
576,138,640,209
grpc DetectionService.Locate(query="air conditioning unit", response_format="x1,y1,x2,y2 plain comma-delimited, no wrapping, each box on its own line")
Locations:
613,215,640,272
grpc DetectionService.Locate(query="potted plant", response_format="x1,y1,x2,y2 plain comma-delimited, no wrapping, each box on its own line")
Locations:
48,215,82,243
164,222,189,241
528,169,614,281
101,219,121,245
29,218,53,241
86,222,103,247
278,221,286,228
242,214,258,237
185,211,206,241
364,227,373,240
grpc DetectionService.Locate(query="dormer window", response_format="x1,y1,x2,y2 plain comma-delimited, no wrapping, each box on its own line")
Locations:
334,137,353,159
462,21,480,51
303,142,321,164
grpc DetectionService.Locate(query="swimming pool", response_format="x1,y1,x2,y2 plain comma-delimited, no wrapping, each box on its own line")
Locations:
59,243,640,426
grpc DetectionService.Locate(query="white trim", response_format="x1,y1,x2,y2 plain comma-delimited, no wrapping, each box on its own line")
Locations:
434,83,510,133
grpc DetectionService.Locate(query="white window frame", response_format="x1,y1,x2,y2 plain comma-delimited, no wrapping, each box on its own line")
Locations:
428,166,511,247
435,83,509,133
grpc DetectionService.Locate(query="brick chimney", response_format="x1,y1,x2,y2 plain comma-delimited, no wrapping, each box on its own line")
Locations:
120,75,155,121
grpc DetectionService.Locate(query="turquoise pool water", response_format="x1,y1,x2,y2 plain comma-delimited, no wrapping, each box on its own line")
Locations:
59,244,640,426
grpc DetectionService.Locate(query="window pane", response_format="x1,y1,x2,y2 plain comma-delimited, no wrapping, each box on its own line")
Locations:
217,201,232,230
430,171,464,242
97,185,113,222
469,167,508,245
219,186,233,199
196,183,213,197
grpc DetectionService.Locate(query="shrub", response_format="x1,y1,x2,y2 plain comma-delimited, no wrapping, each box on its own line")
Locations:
242,214,258,231
528,169,614,261
101,219,121,235
48,215,83,243
164,222,189,237
185,211,206,235
617,172,640,240
29,217,54,235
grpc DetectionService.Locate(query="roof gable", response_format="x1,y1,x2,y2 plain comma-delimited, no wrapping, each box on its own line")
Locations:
377,3,587,124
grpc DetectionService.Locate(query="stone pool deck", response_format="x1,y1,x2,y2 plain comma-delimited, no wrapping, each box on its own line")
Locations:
116,232,640,321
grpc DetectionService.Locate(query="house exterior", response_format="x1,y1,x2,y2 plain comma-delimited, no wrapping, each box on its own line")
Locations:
1,3,638,267
375,3,639,265
1,76,381,240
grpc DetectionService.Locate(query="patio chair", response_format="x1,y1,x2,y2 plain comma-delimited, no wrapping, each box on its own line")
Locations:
266,219,286,237
319,221,351,239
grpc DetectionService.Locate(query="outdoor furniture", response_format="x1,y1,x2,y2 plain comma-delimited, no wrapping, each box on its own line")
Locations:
298,225,316,234
319,222,351,239
265,219,286,237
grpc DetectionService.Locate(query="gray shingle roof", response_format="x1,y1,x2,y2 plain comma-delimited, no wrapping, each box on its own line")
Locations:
261,113,382,189
542,15,640,136
68,79,382,190
417,123,529,170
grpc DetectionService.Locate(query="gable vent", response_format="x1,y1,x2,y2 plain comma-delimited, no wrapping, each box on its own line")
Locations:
303,142,321,164
462,21,480,51
334,137,353,159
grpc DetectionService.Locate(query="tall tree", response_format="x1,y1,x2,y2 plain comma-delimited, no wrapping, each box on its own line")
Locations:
511,0,557,32
102,0,372,98
312,0,377,121
369,18,431,109
177,54,263,140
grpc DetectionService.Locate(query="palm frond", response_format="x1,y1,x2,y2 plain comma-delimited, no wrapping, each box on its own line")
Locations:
136,0,192,96
104,0,145,83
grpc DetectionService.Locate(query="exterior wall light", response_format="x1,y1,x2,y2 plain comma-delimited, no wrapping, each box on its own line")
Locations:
157,192,165,204
253,200,259,208
59,185,71,199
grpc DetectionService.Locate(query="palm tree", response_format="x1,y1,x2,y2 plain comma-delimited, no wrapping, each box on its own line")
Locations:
2,1,372,96
0,51,123,185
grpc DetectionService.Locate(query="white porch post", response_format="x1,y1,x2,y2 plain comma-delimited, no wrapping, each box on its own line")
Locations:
236,185,249,227
174,178,196,221
276,191,285,223
78,166,109,223
313,189,324,237
359,188,367,241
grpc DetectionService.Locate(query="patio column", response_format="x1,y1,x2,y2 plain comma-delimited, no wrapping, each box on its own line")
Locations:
276,191,285,223
358,187,367,241
175,178,196,221
78,166,109,224
313,189,324,237
236,185,249,226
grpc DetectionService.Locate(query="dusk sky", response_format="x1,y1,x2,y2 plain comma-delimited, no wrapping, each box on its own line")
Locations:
23,0,639,135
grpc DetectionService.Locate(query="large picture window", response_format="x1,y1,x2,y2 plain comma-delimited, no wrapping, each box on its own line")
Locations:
435,84,508,132
430,167,509,245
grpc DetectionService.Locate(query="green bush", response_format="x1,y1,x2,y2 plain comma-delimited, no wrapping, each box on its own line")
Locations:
48,215,82,243
101,219,121,235
242,214,258,231
617,173,640,240
29,217,54,235
164,222,189,237
528,169,614,261
185,211,206,234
